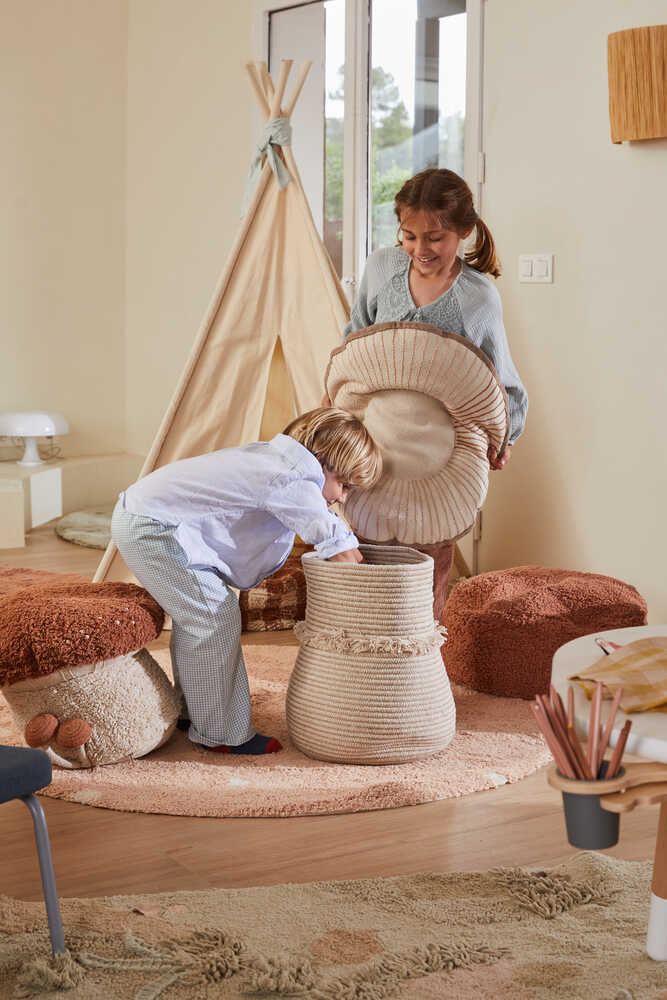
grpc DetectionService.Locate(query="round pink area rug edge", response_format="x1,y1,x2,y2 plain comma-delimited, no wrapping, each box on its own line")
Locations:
0,644,551,818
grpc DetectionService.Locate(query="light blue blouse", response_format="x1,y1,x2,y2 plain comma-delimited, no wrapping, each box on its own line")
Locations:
344,247,528,445
120,434,358,590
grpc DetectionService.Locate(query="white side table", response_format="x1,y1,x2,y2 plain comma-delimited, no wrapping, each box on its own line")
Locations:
551,625,667,765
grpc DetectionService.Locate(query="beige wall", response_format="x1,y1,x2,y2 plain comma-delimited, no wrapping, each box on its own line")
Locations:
481,1,667,620
124,0,255,456
0,0,128,457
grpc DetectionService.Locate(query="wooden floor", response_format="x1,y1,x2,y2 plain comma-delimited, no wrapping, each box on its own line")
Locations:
0,525,658,902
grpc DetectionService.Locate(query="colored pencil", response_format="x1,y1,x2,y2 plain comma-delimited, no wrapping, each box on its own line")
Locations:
531,702,577,778
596,686,624,771
537,694,583,778
549,684,568,730
606,719,632,779
588,682,603,773
595,637,623,656
567,724,595,780
567,685,575,728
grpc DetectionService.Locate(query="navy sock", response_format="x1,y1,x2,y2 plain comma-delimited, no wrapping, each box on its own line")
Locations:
201,733,282,755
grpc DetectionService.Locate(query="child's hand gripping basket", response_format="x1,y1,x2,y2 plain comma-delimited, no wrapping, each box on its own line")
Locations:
286,545,456,764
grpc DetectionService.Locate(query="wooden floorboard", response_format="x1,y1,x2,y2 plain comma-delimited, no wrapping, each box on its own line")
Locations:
0,523,658,901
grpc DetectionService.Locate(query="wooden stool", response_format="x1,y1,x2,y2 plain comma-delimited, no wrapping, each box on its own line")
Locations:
548,762,667,961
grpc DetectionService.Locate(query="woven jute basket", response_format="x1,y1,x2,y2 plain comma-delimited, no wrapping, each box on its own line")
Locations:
286,545,456,764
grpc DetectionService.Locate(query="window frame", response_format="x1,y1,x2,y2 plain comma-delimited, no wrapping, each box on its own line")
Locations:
253,0,485,298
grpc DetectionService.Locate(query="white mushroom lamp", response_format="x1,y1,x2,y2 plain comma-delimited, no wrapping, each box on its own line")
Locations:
0,412,69,466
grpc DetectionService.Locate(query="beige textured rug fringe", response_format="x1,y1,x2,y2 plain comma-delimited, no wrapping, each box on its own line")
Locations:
306,941,505,1000
18,934,504,999
491,867,616,919
293,622,447,656
15,951,84,995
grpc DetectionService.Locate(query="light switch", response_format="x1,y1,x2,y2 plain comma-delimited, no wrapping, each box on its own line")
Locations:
519,253,554,283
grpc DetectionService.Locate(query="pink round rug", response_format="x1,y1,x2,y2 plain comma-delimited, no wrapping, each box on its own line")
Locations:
0,643,551,818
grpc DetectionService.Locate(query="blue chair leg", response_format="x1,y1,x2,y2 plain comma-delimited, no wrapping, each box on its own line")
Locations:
21,794,66,955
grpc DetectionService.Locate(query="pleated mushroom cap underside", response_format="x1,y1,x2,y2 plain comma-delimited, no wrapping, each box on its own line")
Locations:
326,323,509,544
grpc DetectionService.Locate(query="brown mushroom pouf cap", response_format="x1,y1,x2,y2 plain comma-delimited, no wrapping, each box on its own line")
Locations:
326,322,509,545
0,582,164,687
442,566,648,699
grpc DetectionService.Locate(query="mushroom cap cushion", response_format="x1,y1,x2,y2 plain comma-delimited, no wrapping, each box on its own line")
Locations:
0,581,164,686
442,566,648,699
325,322,509,545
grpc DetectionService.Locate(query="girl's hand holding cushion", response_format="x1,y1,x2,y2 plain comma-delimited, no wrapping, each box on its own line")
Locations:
488,444,512,470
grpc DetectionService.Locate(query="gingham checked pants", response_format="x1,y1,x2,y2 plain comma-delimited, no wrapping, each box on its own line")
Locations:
111,504,255,747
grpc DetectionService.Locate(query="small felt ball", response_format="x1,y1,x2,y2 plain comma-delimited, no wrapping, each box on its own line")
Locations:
25,714,59,747
55,718,93,749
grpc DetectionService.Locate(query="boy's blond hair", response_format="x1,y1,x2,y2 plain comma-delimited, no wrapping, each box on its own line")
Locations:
283,408,382,488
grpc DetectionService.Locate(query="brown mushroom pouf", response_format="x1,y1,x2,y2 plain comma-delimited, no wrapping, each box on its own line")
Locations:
442,566,648,700
0,581,182,768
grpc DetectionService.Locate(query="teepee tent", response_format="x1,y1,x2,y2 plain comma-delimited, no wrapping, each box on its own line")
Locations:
95,59,349,583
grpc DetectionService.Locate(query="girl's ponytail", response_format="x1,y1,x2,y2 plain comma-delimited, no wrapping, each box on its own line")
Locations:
464,218,501,278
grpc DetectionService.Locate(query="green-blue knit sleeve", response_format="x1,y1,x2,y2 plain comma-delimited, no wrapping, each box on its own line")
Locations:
459,280,528,445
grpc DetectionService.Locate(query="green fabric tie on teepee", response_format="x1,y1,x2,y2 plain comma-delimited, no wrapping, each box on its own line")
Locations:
241,116,292,217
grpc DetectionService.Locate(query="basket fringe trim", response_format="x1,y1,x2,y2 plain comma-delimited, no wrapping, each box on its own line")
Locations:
294,622,447,656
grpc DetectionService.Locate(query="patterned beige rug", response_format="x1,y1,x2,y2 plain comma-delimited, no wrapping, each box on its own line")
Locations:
0,641,551,818
1,853,664,999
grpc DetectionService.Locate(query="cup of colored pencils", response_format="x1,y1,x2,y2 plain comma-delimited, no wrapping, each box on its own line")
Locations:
532,681,632,849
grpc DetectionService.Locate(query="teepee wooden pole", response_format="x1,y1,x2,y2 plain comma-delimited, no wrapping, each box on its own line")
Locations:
94,538,118,582
258,61,274,101
269,59,292,118
246,62,270,118
285,60,312,116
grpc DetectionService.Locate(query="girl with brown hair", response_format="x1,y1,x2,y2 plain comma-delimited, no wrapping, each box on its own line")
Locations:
331,168,528,617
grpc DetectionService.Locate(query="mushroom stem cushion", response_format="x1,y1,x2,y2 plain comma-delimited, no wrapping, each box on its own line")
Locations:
0,581,181,768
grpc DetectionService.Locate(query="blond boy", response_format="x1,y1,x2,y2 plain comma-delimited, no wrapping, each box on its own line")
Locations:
111,408,382,754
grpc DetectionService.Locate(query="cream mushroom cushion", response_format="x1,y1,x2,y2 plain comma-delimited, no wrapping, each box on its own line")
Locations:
325,322,509,545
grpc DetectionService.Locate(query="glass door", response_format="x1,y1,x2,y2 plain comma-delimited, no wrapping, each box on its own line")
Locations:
263,0,482,291
369,0,467,251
